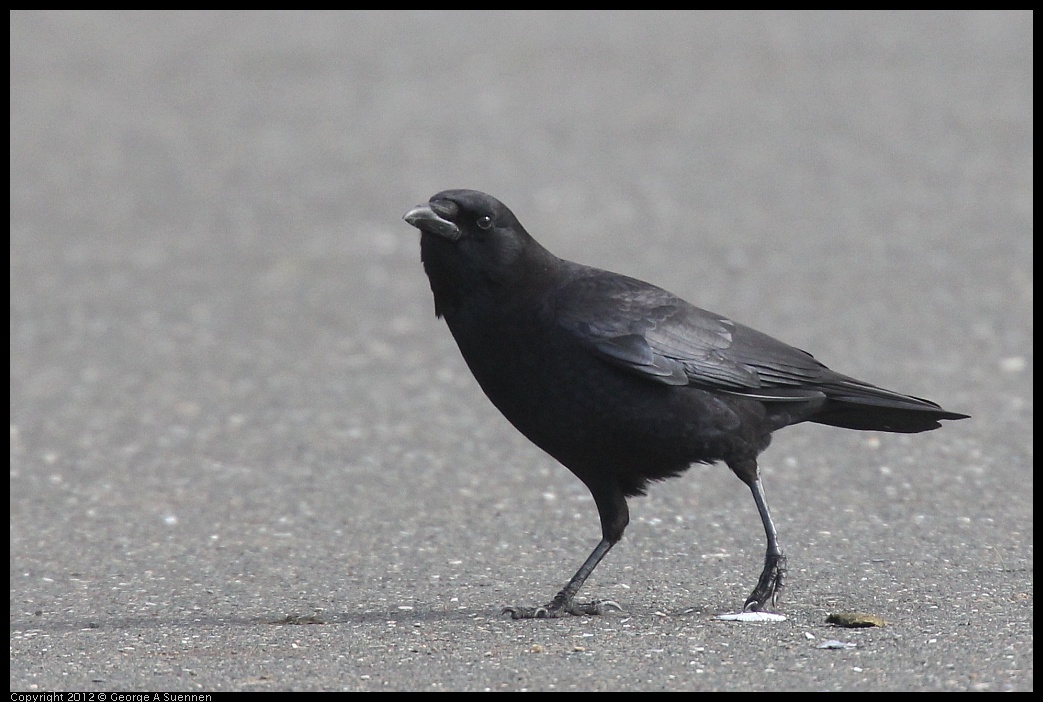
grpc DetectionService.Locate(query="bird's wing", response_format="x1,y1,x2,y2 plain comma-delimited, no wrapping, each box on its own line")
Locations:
551,270,829,399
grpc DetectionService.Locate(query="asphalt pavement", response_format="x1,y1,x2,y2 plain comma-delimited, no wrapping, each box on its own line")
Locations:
10,11,1032,691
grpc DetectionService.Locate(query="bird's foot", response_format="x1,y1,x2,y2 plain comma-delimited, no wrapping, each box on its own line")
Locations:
502,595,623,619
743,552,787,612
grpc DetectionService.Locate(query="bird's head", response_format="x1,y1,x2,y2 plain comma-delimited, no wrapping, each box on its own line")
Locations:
404,189,523,245
403,189,554,317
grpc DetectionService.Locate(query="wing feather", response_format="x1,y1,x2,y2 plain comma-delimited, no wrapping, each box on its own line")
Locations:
552,270,831,399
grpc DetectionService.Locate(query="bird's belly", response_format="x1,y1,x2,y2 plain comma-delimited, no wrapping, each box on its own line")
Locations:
456,328,763,473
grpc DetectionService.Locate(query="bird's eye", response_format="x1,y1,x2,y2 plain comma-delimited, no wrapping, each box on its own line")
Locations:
477,216,493,230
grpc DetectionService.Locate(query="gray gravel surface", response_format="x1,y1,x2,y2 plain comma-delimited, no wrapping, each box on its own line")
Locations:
11,10,1031,691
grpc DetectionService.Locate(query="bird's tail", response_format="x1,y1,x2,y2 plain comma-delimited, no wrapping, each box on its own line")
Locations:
812,375,968,433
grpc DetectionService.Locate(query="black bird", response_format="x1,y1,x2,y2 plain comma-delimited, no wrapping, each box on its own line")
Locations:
403,189,968,618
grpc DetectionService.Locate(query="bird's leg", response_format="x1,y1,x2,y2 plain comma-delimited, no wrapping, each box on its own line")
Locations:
504,484,629,619
503,538,624,619
743,474,786,611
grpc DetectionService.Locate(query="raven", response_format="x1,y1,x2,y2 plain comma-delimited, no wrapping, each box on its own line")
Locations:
403,189,967,618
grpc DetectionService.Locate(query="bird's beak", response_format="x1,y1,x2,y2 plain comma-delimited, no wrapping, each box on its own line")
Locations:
403,203,461,240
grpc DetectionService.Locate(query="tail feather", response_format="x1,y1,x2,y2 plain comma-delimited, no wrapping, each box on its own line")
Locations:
814,375,968,433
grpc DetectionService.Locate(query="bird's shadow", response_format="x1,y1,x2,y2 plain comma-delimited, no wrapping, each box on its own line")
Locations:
10,600,728,635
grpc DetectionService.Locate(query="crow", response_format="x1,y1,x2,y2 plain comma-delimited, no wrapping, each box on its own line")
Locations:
403,189,968,618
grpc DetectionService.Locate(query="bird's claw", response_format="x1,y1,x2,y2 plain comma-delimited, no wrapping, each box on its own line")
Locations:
743,553,787,612
502,598,623,619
